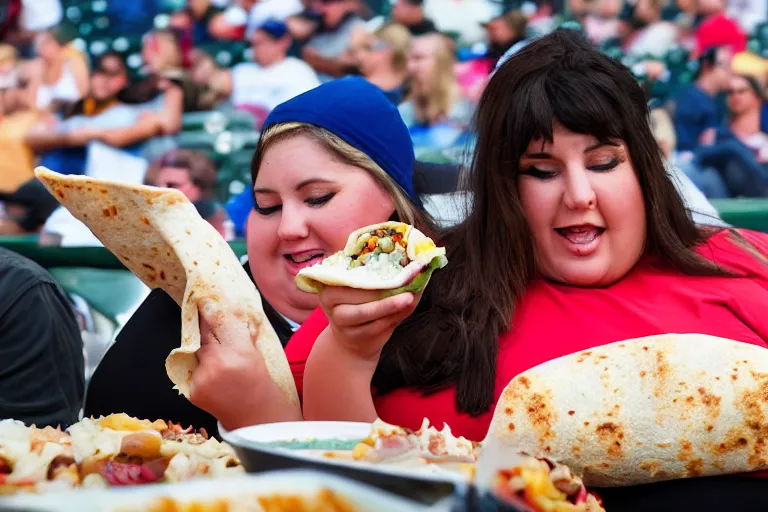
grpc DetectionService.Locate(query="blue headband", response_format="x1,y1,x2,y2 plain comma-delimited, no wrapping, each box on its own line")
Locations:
262,77,417,200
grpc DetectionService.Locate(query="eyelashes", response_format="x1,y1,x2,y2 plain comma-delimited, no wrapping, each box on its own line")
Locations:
519,157,621,179
253,193,336,216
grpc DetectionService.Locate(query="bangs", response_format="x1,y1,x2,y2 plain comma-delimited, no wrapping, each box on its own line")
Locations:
501,68,638,164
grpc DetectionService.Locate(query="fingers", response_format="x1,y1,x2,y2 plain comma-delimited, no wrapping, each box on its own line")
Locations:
320,286,393,307
328,293,414,328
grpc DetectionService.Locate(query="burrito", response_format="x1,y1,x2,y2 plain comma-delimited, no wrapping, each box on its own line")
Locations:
481,334,768,487
34,167,299,411
295,222,447,296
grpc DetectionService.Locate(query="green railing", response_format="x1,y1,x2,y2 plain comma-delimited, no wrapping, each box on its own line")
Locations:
0,237,248,270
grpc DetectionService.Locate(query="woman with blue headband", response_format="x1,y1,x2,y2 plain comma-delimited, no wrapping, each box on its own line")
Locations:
84,77,435,434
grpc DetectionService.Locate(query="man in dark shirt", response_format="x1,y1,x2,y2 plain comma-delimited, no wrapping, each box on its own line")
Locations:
391,0,438,36
0,248,84,427
668,46,731,153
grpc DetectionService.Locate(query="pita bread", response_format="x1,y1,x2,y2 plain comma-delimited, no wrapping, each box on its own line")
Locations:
295,222,447,295
482,334,768,487
34,167,298,410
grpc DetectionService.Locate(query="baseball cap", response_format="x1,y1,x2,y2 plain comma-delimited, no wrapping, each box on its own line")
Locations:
255,19,289,40
0,179,60,232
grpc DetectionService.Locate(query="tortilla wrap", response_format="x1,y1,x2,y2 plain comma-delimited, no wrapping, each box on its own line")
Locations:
481,334,768,487
34,167,298,409
295,221,447,296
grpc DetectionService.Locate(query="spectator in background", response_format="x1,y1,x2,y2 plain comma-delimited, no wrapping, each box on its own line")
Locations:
349,22,410,104
700,74,768,196
0,247,84,428
205,20,319,126
622,0,680,58
483,9,529,68
169,0,223,45
399,33,473,148
0,179,60,235
25,52,133,168
578,0,623,45
144,149,230,238
391,0,438,37
2,0,63,56
695,0,746,56
27,24,89,113
669,46,732,154
302,0,366,81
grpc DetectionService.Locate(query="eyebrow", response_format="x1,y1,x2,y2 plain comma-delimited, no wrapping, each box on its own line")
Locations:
253,178,335,195
522,141,620,159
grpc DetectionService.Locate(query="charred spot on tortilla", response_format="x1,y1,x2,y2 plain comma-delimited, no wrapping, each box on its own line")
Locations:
296,222,447,296
568,411,575,416
32,167,299,410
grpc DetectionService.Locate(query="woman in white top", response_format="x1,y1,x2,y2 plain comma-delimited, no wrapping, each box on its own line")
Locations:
30,26,89,111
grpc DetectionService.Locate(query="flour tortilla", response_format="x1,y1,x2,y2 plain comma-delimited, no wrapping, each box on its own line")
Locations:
481,334,768,487
295,221,447,295
34,167,298,409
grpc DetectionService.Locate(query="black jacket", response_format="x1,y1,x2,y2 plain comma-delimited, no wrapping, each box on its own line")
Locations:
0,248,84,428
83,264,292,438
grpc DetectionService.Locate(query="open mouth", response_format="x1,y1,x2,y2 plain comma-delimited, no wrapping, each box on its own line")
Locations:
554,225,606,245
284,252,325,265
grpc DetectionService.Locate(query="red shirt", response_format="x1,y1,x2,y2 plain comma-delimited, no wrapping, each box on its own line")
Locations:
696,13,747,56
286,230,768,442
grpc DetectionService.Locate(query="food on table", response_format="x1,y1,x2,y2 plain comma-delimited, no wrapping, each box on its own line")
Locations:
482,334,768,487
295,222,447,296
34,167,298,409
352,418,476,465
121,488,358,512
0,414,244,494
492,456,605,512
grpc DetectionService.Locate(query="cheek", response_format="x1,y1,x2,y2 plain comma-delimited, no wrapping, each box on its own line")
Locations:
310,187,396,251
518,179,559,235
246,210,278,261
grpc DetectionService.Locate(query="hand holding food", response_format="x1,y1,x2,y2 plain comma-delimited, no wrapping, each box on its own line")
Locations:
189,301,302,429
316,286,419,362
298,222,446,361
34,168,299,417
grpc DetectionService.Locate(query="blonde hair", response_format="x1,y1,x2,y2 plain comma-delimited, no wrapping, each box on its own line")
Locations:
254,122,421,225
650,108,676,155
410,33,460,126
374,23,411,74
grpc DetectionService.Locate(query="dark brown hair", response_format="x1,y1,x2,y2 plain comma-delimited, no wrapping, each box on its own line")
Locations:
375,29,729,416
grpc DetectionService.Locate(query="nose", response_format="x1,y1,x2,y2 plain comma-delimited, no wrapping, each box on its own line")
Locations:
277,203,309,241
563,167,597,211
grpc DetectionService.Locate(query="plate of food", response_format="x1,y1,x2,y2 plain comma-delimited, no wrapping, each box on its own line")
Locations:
0,469,450,512
0,413,244,495
221,418,474,504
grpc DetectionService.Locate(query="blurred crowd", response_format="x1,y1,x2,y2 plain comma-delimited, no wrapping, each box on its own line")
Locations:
0,0,767,246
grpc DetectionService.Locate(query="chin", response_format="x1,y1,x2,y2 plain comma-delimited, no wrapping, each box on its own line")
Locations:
549,262,617,288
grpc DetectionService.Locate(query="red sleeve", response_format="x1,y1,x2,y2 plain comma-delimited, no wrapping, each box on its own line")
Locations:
284,307,329,400
698,229,768,280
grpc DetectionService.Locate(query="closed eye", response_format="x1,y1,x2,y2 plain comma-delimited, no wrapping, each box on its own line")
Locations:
589,158,620,172
520,166,557,180
306,192,335,207
254,203,281,216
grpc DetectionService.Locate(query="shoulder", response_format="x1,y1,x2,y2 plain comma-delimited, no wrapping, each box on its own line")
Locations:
697,229,768,277
0,248,58,305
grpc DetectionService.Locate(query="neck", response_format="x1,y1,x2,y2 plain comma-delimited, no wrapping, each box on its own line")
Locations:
696,75,718,96
366,68,405,90
731,109,761,135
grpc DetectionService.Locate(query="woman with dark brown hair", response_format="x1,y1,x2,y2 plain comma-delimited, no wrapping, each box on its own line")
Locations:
276,30,768,508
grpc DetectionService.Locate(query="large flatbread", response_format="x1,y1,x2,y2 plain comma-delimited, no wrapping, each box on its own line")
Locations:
482,334,768,487
34,167,298,409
